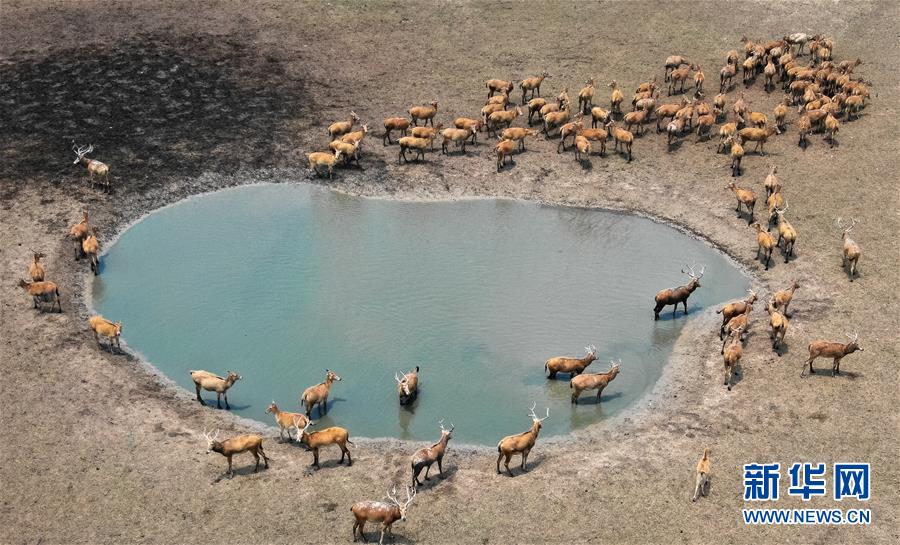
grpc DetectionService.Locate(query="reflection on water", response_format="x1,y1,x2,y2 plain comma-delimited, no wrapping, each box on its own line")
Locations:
92,184,747,444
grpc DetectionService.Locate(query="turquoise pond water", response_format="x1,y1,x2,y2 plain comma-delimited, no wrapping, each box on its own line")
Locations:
91,183,747,444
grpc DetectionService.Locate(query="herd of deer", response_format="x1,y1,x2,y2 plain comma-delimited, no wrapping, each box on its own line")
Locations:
17,33,873,543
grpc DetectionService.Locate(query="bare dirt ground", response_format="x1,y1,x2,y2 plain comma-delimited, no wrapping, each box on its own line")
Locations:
1,1,898,544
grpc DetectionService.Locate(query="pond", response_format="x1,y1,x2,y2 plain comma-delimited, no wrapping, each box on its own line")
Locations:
91,183,747,445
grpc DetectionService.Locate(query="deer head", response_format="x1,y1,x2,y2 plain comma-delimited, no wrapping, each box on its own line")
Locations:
681,263,705,286
72,143,94,164
527,401,550,429
325,369,342,382
438,419,455,439
202,429,221,453
386,485,416,520
845,332,863,353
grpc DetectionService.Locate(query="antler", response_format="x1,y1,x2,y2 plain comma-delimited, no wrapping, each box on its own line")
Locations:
584,344,597,355
395,371,405,384
682,262,697,278
846,332,859,343
527,401,538,419
404,485,416,507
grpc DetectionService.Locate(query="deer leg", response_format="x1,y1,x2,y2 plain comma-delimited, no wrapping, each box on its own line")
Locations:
340,445,346,464
227,455,234,478
312,448,319,468
224,392,230,410
216,392,222,409
522,448,531,471
505,453,514,476
833,357,840,376
195,384,204,404
253,449,261,472
806,356,816,374
692,473,703,502
437,457,444,476
683,299,689,315
379,525,386,545
260,444,269,467
496,452,504,474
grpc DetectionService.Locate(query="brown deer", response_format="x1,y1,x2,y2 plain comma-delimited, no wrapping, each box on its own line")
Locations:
836,217,862,281
766,299,788,352
28,251,45,281
802,333,863,377
89,315,122,351
395,366,420,405
544,345,597,379
752,222,776,270
653,264,704,320
722,327,743,391
72,144,110,190
202,429,269,479
69,209,91,259
18,279,62,312
725,181,757,224
265,401,309,442
496,402,549,476
190,370,241,409
691,448,711,502
296,419,353,468
351,486,416,545
717,288,757,339
570,360,621,404
772,281,800,316
411,420,453,488
301,369,342,417
721,305,752,353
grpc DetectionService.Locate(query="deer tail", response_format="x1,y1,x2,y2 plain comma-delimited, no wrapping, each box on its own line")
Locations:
715,308,723,314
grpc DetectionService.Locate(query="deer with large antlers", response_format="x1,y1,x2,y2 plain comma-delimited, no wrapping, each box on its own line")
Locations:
497,402,549,476
395,366,420,406
570,360,621,404
544,345,597,379
301,369,342,417
202,429,269,479
351,485,416,545
296,419,353,468
72,144,110,190
411,420,453,488
803,333,863,377
653,264,704,320
836,217,862,281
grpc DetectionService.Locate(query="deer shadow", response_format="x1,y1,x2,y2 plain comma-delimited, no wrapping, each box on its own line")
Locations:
579,159,593,171
413,464,458,492
803,368,863,381
212,462,270,483
198,398,251,411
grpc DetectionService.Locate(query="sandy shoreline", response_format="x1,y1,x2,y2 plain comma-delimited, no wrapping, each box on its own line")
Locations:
2,1,898,543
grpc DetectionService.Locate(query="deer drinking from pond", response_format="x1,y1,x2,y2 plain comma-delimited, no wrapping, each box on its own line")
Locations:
803,333,863,377
544,345,597,379
301,369,342,417
202,429,269,479
496,402,548,476
395,366,419,405
351,485,416,545
653,264,704,320
411,420,453,488
72,144,110,190
190,370,241,409
570,360,621,404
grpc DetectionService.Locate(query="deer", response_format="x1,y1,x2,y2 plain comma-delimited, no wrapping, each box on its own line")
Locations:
721,305,752,353
772,281,800,316
351,485,416,545
296,419,353,468
265,401,309,442
411,420,453,488
72,144,110,190
496,402,549,476
763,165,781,197
773,204,797,262
82,227,100,275
89,315,122,351
18,279,62,312
691,448,711,502
766,299,788,352
28,251,45,281
544,345,597,379
716,288,757,339
836,217,862,281
520,71,550,104
606,122,633,162
328,111,360,138
653,264,704,320
803,333,863,377
301,369,342,417
189,370,241,409
722,327,743,391
570,360,621,404
395,366,420,405
725,181,756,224
752,222,776,270
202,429,269,479
69,209,91,259
608,80,624,113
578,77,595,113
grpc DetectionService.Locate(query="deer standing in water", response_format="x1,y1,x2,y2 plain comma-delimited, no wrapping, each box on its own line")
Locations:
653,264,704,320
